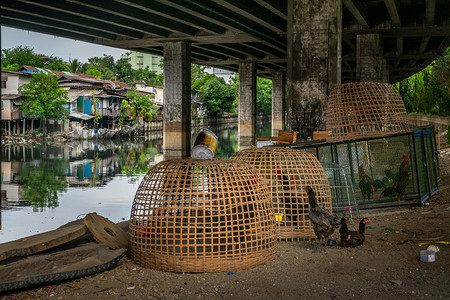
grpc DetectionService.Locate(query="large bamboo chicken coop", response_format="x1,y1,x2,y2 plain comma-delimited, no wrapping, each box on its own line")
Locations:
326,82,410,142
129,158,276,272
231,147,332,241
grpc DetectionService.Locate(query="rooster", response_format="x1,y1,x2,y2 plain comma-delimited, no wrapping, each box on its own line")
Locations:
381,155,410,204
339,217,370,247
358,164,384,200
306,186,340,245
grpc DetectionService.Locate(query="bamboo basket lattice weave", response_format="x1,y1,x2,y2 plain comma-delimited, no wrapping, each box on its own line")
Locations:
129,158,276,272
231,147,332,241
326,82,410,142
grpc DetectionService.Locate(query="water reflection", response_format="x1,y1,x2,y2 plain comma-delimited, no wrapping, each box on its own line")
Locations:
0,121,270,242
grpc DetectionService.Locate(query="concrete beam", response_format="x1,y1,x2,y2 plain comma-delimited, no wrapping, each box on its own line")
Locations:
238,62,257,150
163,41,192,159
343,0,370,28
287,0,342,139
272,71,285,137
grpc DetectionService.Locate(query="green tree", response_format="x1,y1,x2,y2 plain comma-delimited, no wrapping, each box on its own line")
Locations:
46,55,68,71
120,88,158,126
68,58,83,73
202,76,236,117
257,77,272,115
114,57,133,84
87,54,116,79
19,73,69,135
395,47,450,116
1,46,43,69
192,64,207,82
91,90,101,126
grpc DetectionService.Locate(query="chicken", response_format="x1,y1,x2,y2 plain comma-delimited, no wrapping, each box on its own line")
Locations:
307,186,341,245
381,155,410,204
339,217,370,247
358,164,385,200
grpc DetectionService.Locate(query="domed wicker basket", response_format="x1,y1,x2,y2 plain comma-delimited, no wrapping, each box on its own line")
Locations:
231,147,332,241
326,82,410,142
129,158,276,272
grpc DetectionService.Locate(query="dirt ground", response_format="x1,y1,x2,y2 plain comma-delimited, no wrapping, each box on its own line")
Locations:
2,149,450,300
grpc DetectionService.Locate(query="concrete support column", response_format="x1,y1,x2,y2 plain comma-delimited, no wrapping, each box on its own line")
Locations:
272,71,285,137
356,34,389,82
287,0,342,139
238,62,257,150
163,41,191,159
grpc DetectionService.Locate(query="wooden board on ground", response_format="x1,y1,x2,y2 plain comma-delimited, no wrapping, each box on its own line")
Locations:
0,224,89,262
0,242,126,293
83,213,128,249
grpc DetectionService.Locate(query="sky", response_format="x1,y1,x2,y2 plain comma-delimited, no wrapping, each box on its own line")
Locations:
1,27,128,63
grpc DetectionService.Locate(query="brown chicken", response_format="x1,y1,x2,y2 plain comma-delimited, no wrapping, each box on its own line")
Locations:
307,186,341,245
339,217,370,247
381,155,410,204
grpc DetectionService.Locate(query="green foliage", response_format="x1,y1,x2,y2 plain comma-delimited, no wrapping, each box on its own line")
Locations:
19,161,68,209
192,73,216,92
46,56,68,71
191,64,207,82
1,46,68,71
1,46,43,69
68,58,83,73
395,48,450,116
19,73,69,121
121,88,158,125
91,90,101,126
129,66,163,86
202,76,237,117
257,77,272,115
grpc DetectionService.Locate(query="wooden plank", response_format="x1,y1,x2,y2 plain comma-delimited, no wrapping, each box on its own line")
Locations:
0,224,89,262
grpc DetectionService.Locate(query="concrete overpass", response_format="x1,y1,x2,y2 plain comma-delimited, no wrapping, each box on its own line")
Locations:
2,0,449,157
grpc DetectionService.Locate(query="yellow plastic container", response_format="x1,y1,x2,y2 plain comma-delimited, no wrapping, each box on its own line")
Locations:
275,213,283,221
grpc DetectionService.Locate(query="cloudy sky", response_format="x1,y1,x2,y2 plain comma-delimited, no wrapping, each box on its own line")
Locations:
1,26,127,63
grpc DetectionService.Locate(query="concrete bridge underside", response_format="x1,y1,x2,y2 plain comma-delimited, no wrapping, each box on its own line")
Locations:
2,0,449,157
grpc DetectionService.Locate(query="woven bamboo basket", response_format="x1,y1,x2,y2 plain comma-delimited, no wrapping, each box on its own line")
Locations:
326,82,410,142
129,158,276,272
231,147,332,241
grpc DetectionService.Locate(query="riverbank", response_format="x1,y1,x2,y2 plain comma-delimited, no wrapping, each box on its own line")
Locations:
3,149,449,299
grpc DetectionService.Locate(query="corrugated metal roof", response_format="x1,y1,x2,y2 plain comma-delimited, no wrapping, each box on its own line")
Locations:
69,112,95,121
1,94,21,100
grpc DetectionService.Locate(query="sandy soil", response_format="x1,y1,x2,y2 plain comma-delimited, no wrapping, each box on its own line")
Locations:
2,149,450,300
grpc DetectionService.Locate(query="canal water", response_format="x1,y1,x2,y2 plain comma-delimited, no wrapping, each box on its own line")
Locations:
0,123,271,243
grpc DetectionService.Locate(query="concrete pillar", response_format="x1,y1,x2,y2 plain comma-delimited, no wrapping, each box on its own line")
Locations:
238,62,257,150
272,71,285,137
356,34,389,82
287,0,342,139
163,41,191,159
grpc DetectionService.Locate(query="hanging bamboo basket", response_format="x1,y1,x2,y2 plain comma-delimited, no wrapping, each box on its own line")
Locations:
129,158,276,272
326,82,410,143
231,147,332,241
